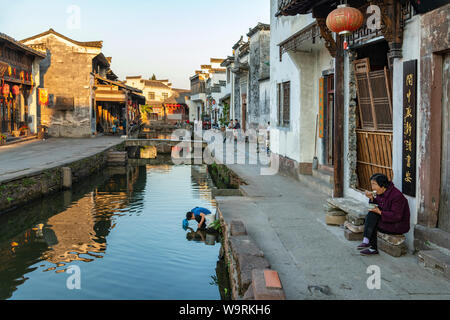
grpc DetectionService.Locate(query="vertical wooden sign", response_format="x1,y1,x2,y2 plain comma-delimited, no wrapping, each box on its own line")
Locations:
402,60,417,197
319,77,324,138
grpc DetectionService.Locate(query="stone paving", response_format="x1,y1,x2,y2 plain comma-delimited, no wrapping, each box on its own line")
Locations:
215,159,450,300
0,136,124,184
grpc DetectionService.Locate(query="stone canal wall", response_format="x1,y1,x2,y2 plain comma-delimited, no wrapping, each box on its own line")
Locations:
0,142,125,214
209,164,286,300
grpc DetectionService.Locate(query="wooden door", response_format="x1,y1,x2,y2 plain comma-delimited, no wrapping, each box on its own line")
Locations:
439,53,450,232
241,93,247,131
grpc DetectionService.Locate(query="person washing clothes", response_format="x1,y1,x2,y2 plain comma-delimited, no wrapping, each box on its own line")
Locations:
182,207,215,230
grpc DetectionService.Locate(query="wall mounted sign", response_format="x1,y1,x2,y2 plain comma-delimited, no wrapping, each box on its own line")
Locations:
402,60,417,197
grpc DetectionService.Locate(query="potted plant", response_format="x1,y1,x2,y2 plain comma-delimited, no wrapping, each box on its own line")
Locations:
19,123,30,136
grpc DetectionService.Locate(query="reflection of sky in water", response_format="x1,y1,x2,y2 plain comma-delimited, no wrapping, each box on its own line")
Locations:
0,165,220,300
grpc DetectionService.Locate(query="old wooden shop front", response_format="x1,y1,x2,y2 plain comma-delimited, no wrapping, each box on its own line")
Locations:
0,33,44,143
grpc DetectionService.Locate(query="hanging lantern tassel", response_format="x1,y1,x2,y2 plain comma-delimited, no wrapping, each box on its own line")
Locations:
343,37,348,50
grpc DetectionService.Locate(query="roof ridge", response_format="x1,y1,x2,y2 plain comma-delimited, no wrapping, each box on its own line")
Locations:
21,28,103,48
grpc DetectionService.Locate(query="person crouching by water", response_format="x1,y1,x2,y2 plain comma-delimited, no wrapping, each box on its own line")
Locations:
183,207,214,231
358,173,410,256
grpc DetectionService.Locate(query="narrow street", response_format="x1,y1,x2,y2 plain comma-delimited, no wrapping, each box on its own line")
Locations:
218,157,450,299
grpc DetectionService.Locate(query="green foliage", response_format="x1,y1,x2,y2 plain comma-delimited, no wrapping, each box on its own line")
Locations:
151,74,157,80
211,219,222,234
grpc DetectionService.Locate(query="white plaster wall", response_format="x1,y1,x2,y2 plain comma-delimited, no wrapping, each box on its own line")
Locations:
269,0,315,162
392,15,421,250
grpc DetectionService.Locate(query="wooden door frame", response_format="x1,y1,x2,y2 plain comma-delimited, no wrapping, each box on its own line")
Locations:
418,52,445,228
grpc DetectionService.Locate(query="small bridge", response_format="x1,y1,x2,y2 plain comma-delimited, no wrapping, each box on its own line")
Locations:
125,138,208,154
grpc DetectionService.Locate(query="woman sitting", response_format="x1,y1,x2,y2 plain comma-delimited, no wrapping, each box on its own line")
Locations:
358,173,410,256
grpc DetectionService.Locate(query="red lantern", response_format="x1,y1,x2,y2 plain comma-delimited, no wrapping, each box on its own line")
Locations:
326,4,364,35
12,85,20,96
2,84,10,97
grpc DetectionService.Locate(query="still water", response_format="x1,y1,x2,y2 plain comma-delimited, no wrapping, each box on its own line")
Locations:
0,165,228,300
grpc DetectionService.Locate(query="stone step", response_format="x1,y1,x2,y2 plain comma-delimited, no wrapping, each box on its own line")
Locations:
251,269,286,300
312,168,334,184
418,249,450,281
298,173,333,196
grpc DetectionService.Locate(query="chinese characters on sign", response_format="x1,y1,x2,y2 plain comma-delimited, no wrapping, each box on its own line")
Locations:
402,60,417,197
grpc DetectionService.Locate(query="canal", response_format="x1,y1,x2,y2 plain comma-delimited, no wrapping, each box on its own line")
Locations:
0,164,230,300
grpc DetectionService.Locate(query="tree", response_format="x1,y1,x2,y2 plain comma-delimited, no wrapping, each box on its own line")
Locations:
150,74,156,80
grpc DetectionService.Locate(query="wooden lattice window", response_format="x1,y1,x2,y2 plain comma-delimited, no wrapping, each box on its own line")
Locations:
277,81,290,127
354,58,392,131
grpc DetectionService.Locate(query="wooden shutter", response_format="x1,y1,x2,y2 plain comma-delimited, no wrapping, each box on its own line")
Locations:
354,58,376,130
354,59,393,131
368,67,392,130
277,83,281,126
283,81,290,126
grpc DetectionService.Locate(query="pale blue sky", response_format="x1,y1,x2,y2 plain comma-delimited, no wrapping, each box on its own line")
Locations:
0,0,270,89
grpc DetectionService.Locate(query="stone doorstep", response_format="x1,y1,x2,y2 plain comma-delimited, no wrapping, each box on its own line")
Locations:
418,250,450,280
251,269,286,300
344,221,365,234
377,237,407,257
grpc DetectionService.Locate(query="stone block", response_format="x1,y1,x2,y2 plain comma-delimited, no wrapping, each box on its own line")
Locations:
418,250,450,280
344,228,364,241
327,197,370,218
62,167,72,189
251,269,286,300
377,237,407,257
230,220,247,236
377,231,405,246
325,213,346,226
327,209,347,216
347,214,366,226
229,236,269,295
344,221,365,233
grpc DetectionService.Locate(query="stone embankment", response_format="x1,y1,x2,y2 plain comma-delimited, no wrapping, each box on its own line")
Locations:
209,164,286,300
0,142,125,214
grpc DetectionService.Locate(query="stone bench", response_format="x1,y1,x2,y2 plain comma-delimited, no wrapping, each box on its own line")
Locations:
377,231,407,257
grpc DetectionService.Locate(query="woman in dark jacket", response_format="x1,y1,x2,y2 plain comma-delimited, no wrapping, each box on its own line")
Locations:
358,173,410,255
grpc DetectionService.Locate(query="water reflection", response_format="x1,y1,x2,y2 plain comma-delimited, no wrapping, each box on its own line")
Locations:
0,166,144,300
0,164,225,300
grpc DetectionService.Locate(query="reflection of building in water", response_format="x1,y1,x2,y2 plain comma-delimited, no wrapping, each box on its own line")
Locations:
190,165,215,203
141,146,157,159
0,165,147,299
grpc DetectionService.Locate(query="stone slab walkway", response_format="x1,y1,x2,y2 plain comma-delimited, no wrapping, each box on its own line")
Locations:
0,136,124,184
216,161,450,300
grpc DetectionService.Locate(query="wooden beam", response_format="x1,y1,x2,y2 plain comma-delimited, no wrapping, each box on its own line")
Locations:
333,34,344,197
